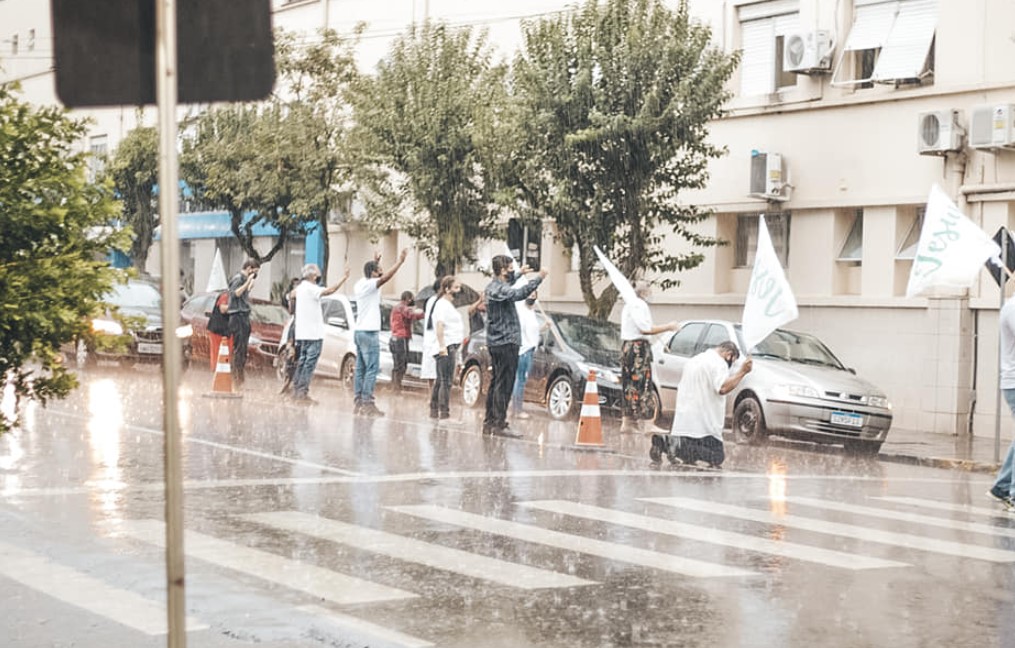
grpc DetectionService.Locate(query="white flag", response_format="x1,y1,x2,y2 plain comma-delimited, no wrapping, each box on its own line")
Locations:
905,184,1001,297
206,247,228,292
741,216,798,351
593,246,637,304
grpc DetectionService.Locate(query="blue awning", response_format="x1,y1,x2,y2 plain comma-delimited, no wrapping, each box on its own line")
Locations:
154,211,289,241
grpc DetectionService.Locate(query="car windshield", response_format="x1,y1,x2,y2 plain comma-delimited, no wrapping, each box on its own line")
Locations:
106,282,161,309
739,326,845,369
251,303,289,326
552,313,621,365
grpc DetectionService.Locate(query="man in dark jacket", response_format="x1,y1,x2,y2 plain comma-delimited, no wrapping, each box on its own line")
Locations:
482,255,547,437
227,258,260,387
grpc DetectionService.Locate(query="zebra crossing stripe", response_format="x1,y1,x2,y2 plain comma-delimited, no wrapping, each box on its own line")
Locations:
244,511,594,590
120,520,415,605
518,500,908,570
642,497,1015,563
0,541,208,635
388,505,757,578
783,496,1015,539
874,496,1015,518
299,605,434,648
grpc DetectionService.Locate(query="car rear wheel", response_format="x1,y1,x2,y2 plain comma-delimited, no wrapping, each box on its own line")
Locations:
644,387,662,426
844,439,883,456
547,375,579,421
340,354,356,389
733,397,767,445
460,364,484,408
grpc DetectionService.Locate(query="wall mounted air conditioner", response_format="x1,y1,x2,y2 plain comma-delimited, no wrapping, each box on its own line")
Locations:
749,151,788,202
783,30,833,74
917,110,964,155
970,104,1015,150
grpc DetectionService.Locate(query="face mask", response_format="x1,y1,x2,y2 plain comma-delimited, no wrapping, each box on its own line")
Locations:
726,355,735,368
525,297,536,306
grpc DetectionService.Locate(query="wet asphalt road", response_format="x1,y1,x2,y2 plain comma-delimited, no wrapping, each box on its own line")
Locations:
1,367,1014,648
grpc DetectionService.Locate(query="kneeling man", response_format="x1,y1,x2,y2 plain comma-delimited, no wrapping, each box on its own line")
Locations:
652,341,752,468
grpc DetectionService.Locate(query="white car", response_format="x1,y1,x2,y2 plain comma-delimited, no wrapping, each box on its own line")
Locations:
279,295,425,388
650,320,893,455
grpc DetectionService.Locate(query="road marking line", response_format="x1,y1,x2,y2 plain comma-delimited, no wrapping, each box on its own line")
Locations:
0,541,208,635
518,500,908,571
783,496,1015,539
45,410,361,476
120,520,415,605
388,505,757,579
245,511,594,590
299,605,434,648
642,497,1015,563
873,496,1015,519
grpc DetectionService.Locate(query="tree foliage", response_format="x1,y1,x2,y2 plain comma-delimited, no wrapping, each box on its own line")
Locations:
505,0,739,318
107,124,158,271
350,22,506,276
182,28,360,269
0,83,127,433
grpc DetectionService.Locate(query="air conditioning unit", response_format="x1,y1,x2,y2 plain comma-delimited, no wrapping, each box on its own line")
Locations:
917,110,964,155
749,151,788,202
783,30,832,74
970,104,1015,150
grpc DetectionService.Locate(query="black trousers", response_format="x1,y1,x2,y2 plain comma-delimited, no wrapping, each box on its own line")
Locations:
484,343,519,429
229,312,251,385
429,344,458,417
390,337,410,391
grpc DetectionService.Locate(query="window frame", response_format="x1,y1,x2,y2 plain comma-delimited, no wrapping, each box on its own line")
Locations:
832,0,937,88
737,3,800,98
837,209,864,263
735,212,791,268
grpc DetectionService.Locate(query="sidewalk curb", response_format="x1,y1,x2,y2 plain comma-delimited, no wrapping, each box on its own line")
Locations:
875,451,999,474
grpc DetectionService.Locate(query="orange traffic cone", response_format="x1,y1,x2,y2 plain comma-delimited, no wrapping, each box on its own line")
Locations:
204,339,241,399
575,369,605,449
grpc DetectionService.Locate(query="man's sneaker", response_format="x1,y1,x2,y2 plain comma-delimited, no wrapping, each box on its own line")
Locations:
987,488,1014,509
361,403,385,417
491,426,522,439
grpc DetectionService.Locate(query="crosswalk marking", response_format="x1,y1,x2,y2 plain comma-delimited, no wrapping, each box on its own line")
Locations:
642,497,1015,563
0,541,208,636
388,505,757,578
299,605,434,648
120,520,415,605
874,496,1015,518
782,496,1015,539
244,511,594,590
518,500,908,571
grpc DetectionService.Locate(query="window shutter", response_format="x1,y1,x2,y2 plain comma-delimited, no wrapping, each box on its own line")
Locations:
843,1,899,52
738,0,800,21
873,0,937,81
740,20,775,97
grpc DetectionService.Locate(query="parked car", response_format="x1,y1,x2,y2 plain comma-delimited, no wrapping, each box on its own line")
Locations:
180,293,287,371
651,320,893,454
278,295,426,388
457,310,623,420
65,278,193,367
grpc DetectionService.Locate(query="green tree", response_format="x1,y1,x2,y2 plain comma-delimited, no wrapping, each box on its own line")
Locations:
505,0,739,318
0,83,127,433
351,22,506,276
182,28,360,269
107,124,158,272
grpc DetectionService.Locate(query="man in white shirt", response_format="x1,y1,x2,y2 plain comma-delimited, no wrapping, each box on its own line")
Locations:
511,292,541,419
989,296,1015,511
353,248,408,417
292,263,349,404
651,341,752,468
620,281,679,434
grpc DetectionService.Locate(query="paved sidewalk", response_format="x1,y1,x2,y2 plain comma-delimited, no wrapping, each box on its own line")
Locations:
879,426,1007,473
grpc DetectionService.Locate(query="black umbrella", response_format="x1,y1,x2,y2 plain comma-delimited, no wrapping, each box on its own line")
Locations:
415,282,482,308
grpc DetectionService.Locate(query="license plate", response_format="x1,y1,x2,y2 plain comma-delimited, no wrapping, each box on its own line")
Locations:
137,342,163,354
830,411,863,427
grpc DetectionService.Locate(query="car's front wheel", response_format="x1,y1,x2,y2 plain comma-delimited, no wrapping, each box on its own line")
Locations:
547,375,579,421
460,364,484,408
733,397,767,445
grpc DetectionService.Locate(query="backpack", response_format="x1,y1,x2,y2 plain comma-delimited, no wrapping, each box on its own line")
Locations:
207,291,231,336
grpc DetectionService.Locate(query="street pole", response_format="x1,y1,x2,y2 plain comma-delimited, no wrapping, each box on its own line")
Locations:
996,228,1007,464
155,0,187,645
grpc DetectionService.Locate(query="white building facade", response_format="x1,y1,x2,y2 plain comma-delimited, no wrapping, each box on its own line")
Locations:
3,0,1014,437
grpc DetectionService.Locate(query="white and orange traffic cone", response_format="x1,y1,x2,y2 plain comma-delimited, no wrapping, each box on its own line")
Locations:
575,369,605,449
204,339,241,399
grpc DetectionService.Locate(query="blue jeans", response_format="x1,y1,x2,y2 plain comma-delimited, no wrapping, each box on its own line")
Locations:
354,330,380,405
293,339,322,398
512,348,534,413
992,389,1015,498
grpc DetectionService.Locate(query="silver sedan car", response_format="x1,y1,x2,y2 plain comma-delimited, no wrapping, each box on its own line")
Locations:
650,320,893,455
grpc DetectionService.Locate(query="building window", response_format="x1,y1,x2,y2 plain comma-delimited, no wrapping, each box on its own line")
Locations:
10,33,17,56
832,0,937,87
738,1,800,97
736,213,791,268
838,210,864,262
896,206,924,259
28,29,34,51
88,135,108,182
